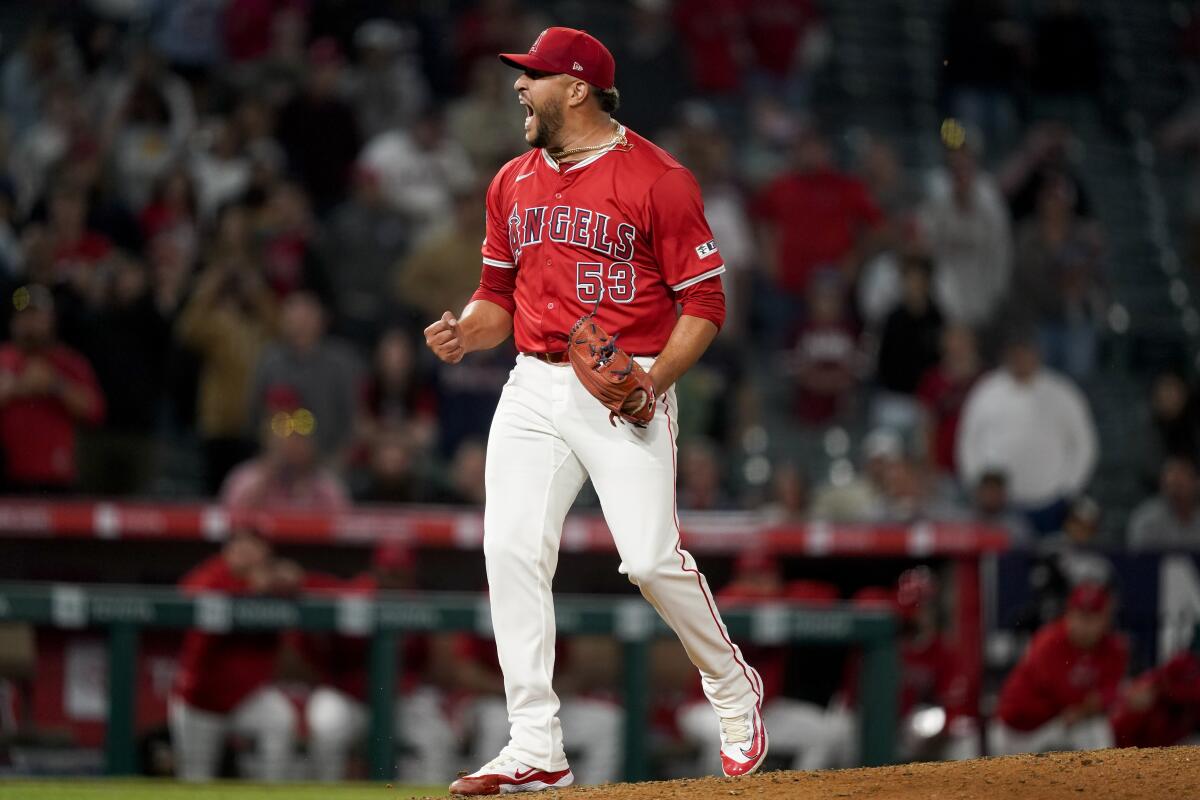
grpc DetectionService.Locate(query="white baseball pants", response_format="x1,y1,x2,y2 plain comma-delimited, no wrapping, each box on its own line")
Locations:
305,685,458,783
989,715,1113,755
484,355,761,772
168,687,297,782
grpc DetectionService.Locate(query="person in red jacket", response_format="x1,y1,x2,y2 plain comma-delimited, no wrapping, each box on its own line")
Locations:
168,526,300,781
885,568,978,762
991,581,1128,755
821,568,979,767
1111,650,1200,749
0,285,104,492
299,543,459,783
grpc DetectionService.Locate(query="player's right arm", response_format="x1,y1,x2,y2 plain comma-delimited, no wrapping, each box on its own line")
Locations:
424,300,513,364
424,168,517,364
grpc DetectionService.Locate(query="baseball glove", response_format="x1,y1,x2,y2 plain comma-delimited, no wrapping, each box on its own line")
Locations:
567,312,656,427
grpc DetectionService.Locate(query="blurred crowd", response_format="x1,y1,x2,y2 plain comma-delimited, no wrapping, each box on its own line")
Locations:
0,0,1193,555
0,0,1200,784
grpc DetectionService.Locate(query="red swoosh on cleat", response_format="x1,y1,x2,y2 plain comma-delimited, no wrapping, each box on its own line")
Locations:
739,712,764,760
506,768,571,786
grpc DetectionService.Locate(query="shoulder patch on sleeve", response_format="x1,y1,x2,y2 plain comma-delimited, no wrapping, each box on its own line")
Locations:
695,240,719,259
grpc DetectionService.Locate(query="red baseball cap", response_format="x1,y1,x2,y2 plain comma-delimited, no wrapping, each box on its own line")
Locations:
1067,582,1112,613
499,26,616,90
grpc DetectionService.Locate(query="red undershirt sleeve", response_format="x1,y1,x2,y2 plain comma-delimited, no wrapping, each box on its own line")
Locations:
471,265,518,315
676,274,726,330
471,169,518,314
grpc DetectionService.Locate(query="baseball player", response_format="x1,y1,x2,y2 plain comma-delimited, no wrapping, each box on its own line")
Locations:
296,544,458,783
168,527,298,782
423,26,765,795
1111,650,1200,749
991,582,1128,755
837,570,979,764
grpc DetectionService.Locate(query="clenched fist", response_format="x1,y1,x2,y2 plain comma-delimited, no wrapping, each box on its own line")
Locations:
424,311,465,364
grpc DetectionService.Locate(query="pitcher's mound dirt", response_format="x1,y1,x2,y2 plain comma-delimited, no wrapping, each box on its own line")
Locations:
471,746,1200,799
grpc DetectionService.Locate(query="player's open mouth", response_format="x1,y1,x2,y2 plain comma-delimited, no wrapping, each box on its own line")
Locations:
520,98,534,132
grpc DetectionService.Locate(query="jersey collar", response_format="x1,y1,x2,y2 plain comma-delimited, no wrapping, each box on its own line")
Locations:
539,125,628,174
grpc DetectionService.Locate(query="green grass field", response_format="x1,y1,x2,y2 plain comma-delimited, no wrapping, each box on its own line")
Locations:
0,780,446,799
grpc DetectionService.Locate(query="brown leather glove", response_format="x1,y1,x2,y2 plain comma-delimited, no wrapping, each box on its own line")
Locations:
567,313,656,427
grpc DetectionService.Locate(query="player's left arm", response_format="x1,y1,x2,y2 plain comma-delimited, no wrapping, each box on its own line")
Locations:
643,167,729,400
643,314,718,400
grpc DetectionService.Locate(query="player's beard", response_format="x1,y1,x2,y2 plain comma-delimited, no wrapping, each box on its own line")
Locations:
528,95,565,150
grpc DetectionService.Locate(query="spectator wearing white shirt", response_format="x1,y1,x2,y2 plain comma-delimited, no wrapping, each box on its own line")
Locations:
1128,456,1200,551
918,140,1013,328
358,111,476,237
956,334,1097,534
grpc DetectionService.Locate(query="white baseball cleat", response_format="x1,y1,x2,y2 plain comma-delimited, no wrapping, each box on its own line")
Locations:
449,753,575,795
719,704,769,777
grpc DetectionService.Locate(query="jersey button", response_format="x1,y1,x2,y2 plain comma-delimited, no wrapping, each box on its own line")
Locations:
546,259,552,266
547,302,555,309
555,193,562,199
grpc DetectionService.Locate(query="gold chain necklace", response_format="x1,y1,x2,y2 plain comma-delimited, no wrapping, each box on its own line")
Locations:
548,120,625,161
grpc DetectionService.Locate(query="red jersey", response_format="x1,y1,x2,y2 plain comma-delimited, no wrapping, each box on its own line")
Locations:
172,555,280,714
841,634,971,720
752,169,883,295
746,0,820,76
51,232,112,281
0,345,104,487
996,618,1128,732
672,0,746,93
472,126,726,356
915,365,979,473
1111,652,1200,749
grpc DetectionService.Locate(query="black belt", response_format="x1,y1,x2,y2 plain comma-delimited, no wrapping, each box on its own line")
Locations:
522,351,657,364
524,351,570,364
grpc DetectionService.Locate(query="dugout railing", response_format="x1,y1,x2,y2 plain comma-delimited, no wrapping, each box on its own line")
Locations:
0,582,899,782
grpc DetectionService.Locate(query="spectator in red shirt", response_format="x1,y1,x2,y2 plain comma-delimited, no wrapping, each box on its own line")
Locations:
745,0,828,107
168,526,300,782
753,125,884,303
44,185,113,287
0,285,104,492
1111,651,1200,749
301,543,460,783
992,582,1128,755
673,0,749,95
223,0,307,63
916,323,982,475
